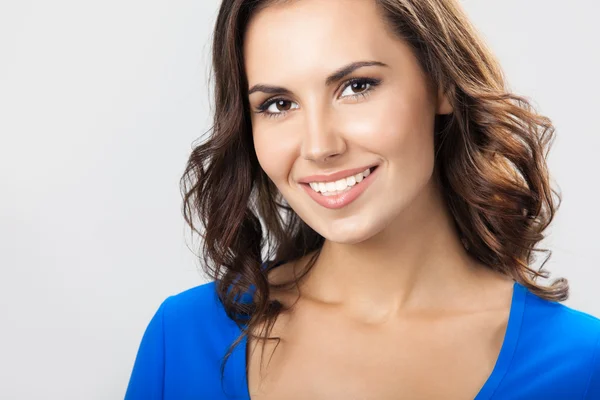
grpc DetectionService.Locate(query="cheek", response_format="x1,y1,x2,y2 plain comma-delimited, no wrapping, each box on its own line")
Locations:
253,126,298,186
341,89,436,160
383,95,437,191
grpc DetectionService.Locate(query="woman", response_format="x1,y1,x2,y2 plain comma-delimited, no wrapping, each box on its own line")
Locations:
125,0,600,398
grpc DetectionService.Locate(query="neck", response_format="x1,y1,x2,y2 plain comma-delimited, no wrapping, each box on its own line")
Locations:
299,176,506,321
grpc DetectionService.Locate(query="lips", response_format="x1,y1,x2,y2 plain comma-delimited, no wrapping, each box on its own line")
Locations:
299,165,379,209
297,164,379,184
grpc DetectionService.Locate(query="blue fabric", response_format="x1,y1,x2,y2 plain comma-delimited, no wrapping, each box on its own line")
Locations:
125,280,600,399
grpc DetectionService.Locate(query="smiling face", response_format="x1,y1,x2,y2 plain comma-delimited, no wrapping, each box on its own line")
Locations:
244,0,452,244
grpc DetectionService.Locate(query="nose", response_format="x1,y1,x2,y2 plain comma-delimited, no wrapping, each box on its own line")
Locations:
300,105,346,163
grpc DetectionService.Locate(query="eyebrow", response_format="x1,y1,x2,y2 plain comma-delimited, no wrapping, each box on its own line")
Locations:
247,60,389,96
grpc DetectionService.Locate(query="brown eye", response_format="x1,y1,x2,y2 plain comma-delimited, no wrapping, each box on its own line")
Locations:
275,100,292,111
339,78,380,98
258,97,299,117
350,81,368,93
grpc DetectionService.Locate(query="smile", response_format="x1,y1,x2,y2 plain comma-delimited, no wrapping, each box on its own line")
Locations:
308,167,373,196
300,166,379,209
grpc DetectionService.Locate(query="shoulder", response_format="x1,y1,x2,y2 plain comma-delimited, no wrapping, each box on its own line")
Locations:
126,280,246,398
159,280,235,334
517,285,600,397
521,286,600,340
162,280,220,316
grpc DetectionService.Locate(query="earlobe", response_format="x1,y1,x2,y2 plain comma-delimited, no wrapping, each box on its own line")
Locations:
436,85,454,115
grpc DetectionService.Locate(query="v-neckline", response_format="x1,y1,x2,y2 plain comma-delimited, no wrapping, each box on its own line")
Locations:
474,280,526,399
230,280,526,400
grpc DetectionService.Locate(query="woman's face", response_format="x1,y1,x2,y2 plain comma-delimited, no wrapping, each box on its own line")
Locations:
244,0,452,244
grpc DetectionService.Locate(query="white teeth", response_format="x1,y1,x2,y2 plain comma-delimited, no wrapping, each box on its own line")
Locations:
308,167,373,195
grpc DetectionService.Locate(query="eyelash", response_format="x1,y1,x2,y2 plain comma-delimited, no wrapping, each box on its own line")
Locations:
254,77,381,119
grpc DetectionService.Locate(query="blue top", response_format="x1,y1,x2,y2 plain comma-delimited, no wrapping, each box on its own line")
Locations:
125,279,600,399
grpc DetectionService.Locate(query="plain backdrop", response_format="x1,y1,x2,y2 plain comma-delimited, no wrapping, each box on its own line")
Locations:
1,0,598,398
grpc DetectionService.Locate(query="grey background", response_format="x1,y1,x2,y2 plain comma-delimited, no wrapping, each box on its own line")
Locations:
0,0,598,398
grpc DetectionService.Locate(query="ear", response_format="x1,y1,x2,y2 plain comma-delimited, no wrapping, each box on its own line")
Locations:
436,84,454,115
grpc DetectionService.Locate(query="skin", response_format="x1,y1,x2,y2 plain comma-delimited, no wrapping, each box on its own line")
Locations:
244,0,515,398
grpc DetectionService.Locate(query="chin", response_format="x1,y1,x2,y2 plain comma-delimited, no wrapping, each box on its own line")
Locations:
309,214,387,245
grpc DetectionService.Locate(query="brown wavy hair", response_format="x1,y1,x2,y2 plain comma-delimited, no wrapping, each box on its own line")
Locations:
179,0,567,385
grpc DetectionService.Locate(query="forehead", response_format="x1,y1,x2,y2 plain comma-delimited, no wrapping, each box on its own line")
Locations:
243,0,398,84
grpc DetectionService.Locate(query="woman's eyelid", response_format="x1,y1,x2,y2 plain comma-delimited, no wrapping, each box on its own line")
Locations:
339,79,375,98
258,76,380,112
259,96,297,112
